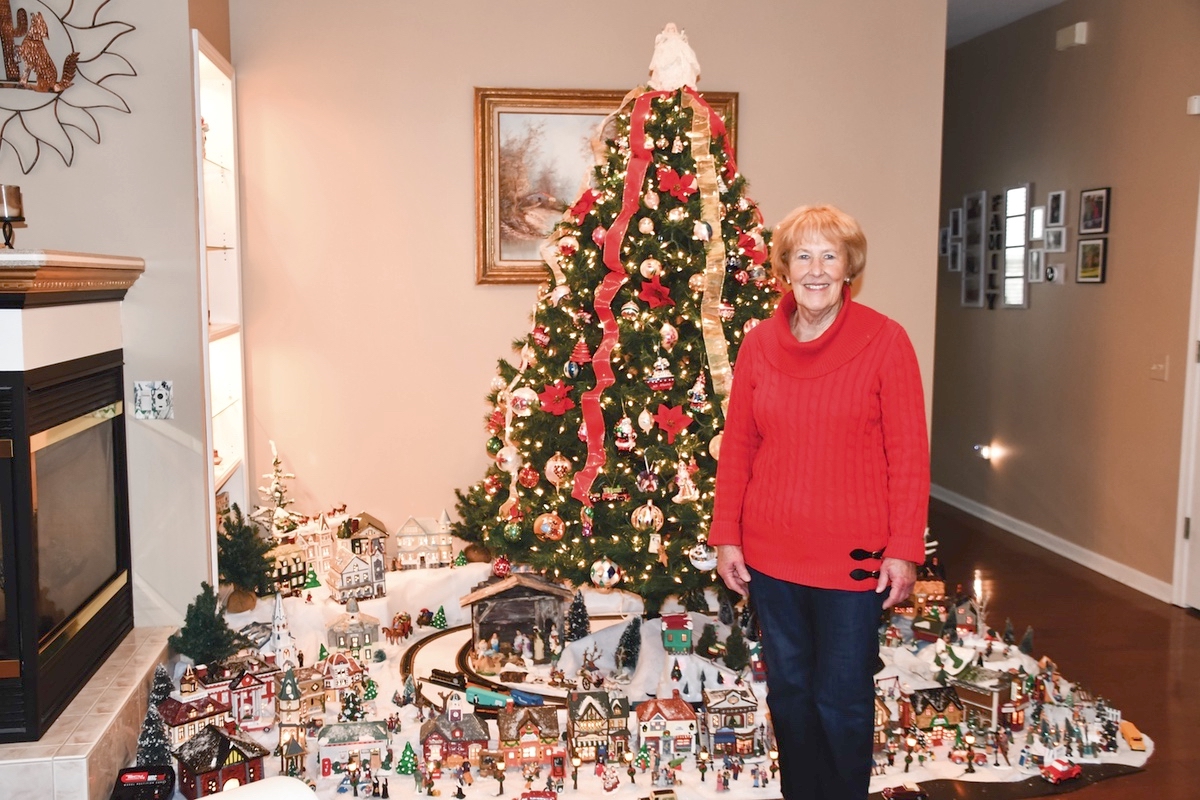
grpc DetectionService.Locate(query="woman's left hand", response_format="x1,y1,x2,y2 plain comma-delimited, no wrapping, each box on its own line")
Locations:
876,557,917,609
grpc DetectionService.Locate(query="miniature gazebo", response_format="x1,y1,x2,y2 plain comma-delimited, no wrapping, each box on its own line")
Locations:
460,573,573,664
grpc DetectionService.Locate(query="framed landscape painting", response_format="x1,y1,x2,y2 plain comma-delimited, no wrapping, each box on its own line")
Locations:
474,87,739,284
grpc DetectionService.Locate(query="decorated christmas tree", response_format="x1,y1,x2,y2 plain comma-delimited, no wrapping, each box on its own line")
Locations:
304,567,321,589
168,582,245,667
363,677,379,702
341,689,365,722
452,25,775,614
430,605,448,630
396,742,418,775
252,440,306,537
149,663,174,707
136,704,171,766
565,591,591,642
614,617,641,671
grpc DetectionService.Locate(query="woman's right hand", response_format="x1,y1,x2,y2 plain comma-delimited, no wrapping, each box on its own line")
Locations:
717,544,752,596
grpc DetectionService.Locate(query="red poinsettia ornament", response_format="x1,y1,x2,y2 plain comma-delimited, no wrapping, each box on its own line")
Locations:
638,274,674,309
656,167,697,201
538,381,576,415
654,403,693,444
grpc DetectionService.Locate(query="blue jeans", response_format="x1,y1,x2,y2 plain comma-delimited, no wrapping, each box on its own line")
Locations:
748,567,883,800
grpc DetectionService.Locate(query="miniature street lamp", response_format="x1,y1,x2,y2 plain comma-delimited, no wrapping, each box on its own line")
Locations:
347,760,361,797
571,756,581,790
698,749,709,782
624,750,636,783
965,731,976,774
905,735,916,773
768,749,779,781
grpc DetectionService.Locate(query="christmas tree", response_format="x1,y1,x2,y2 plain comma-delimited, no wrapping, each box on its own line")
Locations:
453,550,468,567
304,567,321,589
168,582,245,667
723,624,749,672
614,616,641,671
218,503,274,606
1019,626,1035,655
318,644,329,661
452,27,775,614
565,591,591,642
695,623,718,658
363,677,379,702
136,704,171,766
341,689,365,722
252,440,305,537
396,742,418,775
149,663,174,707
430,606,447,630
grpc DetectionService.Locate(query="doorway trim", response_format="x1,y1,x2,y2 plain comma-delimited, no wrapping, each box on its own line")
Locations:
1172,173,1200,607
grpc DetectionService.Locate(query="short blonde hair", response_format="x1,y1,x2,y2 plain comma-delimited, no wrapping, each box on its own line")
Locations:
770,205,868,283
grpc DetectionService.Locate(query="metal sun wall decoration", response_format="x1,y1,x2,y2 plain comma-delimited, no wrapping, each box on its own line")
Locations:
0,0,135,173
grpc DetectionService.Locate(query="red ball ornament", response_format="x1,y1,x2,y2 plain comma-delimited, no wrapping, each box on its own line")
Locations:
492,555,512,578
531,326,550,347
483,474,503,495
734,269,749,285
592,226,608,246
518,464,540,489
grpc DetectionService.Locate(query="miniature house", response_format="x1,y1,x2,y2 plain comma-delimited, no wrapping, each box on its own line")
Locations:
260,592,299,670
636,689,698,758
566,690,631,763
298,514,339,582
460,573,573,664
174,724,269,799
266,539,307,596
276,667,307,774
284,665,328,717
346,512,388,597
157,693,234,750
317,651,366,705
660,613,694,654
902,686,965,730
326,598,381,661
419,693,490,769
197,655,280,731
394,511,454,569
497,702,562,769
950,668,1023,731
317,720,390,774
702,686,758,755
327,549,378,603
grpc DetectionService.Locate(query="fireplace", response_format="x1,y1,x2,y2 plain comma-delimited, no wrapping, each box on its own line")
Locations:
0,250,143,743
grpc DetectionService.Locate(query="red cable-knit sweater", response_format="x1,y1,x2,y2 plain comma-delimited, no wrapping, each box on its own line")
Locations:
708,286,930,591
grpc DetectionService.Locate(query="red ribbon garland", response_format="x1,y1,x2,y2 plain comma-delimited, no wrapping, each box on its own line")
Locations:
572,90,671,507
683,86,738,179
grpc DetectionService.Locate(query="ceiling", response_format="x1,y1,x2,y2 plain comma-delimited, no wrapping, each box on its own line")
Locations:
946,0,1068,47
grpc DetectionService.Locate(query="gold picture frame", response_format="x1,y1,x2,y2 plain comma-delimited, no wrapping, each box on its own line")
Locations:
474,87,739,284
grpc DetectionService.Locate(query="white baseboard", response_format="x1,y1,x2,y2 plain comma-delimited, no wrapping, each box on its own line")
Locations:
930,484,1175,604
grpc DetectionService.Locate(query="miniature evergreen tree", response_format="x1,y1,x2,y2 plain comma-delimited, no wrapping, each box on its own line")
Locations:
635,743,651,769
670,659,682,681
318,643,329,661
453,550,468,567
136,704,172,766
168,582,244,667
251,440,305,536
724,625,749,672
218,504,274,608
341,689,365,722
149,663,174,707
1003,618,1015,645
450,43,775,616
1019,626,1034,655
696,623,718,657
430,605,448,630
396,742,418,775
615,617,642,671
337,518,354,539
943,605,958,642
363,677,379,702
565,591,590,642
304,567,321,589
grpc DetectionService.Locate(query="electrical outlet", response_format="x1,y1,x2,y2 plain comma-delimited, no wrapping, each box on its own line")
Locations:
1149,356,1169,382
133,380,174,419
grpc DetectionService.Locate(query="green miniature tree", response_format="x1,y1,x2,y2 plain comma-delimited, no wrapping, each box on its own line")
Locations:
635,743,651,769
614,617,641,671
251,441,306,535
1003,618,1015,645
396,742,418,775
304,567,321,589
318,644,329,661
723,624,749,672
1019,626,1035,655
168,582,244,667
430,605,448,630
670,659,682,681
453,550,468,567
565,592,590,642
217,504,273,611
341,689,365,722
149,663,174,707
695,623,718,657
363,677,379,702
943,605,958,643
337,519,354,539
136,704,172,766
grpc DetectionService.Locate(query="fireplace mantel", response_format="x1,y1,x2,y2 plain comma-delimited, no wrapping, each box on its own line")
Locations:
0,249,145,308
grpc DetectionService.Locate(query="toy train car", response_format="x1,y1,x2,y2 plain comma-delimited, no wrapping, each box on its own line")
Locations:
428,668,467,691
510,688,545,706
466,685,510,708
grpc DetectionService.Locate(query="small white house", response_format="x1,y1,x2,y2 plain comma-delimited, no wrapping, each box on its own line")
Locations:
394,510,453,569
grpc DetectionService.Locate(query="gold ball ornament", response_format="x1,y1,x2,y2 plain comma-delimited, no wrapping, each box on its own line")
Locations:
638,217,655,235
533,512,566,541
640,258,662,279
490,375,508,392
689,273,705,292
544,451,573,488
631,499,665,532
668,207,688,222
644,190,660,210
708,432,723,460
637,408,655,433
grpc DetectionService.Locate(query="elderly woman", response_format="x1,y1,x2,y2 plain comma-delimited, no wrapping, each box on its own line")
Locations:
710,205,929,799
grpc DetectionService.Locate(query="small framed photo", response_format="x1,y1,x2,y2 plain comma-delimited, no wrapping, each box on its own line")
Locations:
1044,227,1067,253
948,239,962,272
1027,248,1045,283
1076,238,1107,283
1044,261,1066,284
939,227,950,257
1047,190,1067,226
1079,187,1111,235
949,208,963,239
1030,206,1046,241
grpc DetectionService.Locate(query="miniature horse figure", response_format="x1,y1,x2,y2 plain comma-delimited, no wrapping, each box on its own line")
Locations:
16,12,76,92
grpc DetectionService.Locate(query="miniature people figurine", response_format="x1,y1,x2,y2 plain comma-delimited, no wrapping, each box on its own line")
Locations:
489,632,500,653
381,778,390,798
520,631,534,660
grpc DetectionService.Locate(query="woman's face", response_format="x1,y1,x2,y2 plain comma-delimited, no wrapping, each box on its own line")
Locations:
786,233,848,317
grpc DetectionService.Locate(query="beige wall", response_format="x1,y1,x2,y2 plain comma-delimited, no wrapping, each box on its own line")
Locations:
932,0,1200,585
189,0,231,62
0,2,215,625
229,1,946,534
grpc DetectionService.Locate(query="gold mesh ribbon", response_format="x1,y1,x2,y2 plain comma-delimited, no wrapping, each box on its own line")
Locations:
682,92,733,416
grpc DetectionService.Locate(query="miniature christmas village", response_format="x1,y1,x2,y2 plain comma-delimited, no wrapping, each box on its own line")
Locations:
126,446,1152,800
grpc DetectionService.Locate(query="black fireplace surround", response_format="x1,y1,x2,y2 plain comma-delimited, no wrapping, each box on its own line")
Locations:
0,349,134,742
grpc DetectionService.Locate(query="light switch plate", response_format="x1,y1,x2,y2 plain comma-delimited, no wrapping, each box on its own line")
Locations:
133,380,173,419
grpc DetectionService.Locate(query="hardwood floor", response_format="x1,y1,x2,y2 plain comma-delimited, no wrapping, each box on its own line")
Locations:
929,498,1200,799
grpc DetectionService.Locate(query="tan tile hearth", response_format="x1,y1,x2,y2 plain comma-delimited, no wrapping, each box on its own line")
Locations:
0,627,173,800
